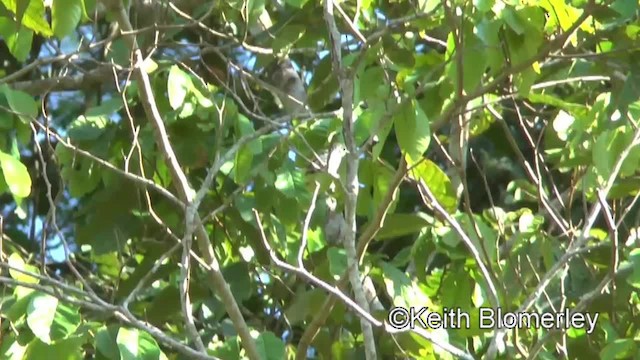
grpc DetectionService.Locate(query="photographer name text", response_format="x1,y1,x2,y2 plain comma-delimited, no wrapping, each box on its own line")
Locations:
388,307,598,333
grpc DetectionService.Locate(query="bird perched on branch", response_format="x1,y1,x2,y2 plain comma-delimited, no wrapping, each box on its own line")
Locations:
309,142,348,180
306,142,349,245
324,195,348,245
268,58,309,116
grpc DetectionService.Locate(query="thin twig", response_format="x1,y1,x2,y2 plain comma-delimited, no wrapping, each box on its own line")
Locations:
100,1,261,358
323,1,377,358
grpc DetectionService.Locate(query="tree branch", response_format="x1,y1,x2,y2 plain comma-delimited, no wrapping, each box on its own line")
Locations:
323,1,377,359
99,1,261,358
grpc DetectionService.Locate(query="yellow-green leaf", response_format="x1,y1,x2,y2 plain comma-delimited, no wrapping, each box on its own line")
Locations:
0,151,32,198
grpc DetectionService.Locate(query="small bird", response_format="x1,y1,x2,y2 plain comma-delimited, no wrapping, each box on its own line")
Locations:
315,144,349,245
323,196,348,245
269,59,308,116
309,142,348,180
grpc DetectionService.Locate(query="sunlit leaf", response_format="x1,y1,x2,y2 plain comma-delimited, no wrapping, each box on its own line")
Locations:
409,159,457,213
0,151,31,198
7,253,39,285
27,294,58,344
167,65,193,110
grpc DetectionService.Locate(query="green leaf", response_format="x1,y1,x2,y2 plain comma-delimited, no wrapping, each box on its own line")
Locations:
1,85,38,122
234,145,253,184
105,38,129,67
256,332,286,360
374,213,431,240
0,107,14,129
501,7,527,35
600,339,636,360
443,214,498,262
284,289,317,324
61,158,102,198
383,36,415,68
0,22,33,62
513,67,538,95
417,0,440,13
372,162,397,213
354,103,389,159
68,113,110,141
610,0,638,19
327,247,347,278
0,333,27,359
274,167,306,198
308,55,340,109
27,293,58,344
627,249,640,288
539,0,581,31
0,151,31,198
66,101,116,142
210,336,242,359
14,0,29,24
235,114,261,153
116,327,162,360
88,97,124,117
441,266,473,309
223,262,253,302
381,262,432,309
49,303,81,341
272,24,306,53
52,0,82,39
626,24,640,39
25,336,86,360
593,127,640,184
7,253,39,284
475,18,502,47
394,100,431,164
446,27,488,93
24,336,84,360
167,65,193,110
359,66,389,102
474,0,494,13
96,326,120,360
528,93,588,116
2,0,53,36
284,0,310,8
80,0,97,20
502,8,545,70
409,159,457,213
116,328,140,360
248,0,266,20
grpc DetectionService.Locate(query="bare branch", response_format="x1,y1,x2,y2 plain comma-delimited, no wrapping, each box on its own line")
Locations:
99,0,261,358
12,65,115,95
323,1,377,359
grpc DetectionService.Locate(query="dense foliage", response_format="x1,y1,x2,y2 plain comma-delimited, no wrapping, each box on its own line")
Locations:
1,0,640,359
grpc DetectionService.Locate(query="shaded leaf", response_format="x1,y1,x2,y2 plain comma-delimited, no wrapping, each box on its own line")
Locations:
327,247,347,278
52,0,82,39
394,100,431,164
374,213,432,240
256,332,286,360
1,85,38,122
